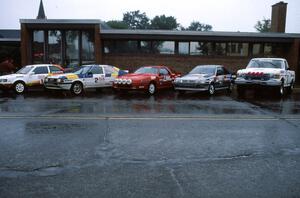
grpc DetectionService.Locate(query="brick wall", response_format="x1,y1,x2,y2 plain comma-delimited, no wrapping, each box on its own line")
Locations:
103,54,250,74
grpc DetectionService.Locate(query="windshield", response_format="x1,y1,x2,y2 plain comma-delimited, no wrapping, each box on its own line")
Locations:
247,60,283,69
189,66,216,75
134,67,158,74
16,66,33,74
74,66,93,75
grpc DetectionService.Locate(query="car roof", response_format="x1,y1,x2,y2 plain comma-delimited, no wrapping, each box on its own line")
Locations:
195,65,222,68
251,58,286,61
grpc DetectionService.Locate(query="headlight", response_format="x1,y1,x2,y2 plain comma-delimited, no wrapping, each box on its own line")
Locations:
122,79,127,84
114,79,119,84
44,78,49,82
269,73,281,79
237,73,246,78
57,79,63,83
126,79,132,84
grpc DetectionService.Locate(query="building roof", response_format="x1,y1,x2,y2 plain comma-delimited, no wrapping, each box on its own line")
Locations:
100,29,300,42
0,30,20,42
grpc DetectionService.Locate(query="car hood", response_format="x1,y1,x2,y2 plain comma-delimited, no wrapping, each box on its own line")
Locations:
0,74,25,79
178,73,213,80
238,68,283,74
118,73,157,80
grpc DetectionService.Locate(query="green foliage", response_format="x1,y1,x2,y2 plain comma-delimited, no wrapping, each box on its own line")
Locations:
184,21,212,31
106,20,128,29
150,15,179,30
254,18,271,32
123,10,150,29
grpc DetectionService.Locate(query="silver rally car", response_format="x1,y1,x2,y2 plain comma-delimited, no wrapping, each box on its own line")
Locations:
174,65,233,95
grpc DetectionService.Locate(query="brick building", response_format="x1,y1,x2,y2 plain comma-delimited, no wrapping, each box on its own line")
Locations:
0,1,299,82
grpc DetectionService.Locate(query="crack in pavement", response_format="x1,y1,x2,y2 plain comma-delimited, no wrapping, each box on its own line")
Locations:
166,167,184,197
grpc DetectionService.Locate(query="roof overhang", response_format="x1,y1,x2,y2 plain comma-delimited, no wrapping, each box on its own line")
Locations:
20,19,101,29
101,29,300,43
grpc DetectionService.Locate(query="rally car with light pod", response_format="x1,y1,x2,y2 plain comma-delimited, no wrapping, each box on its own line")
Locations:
44,64,127,95
0,64,64,94
113,66,181,95
235,58,295,97
174,65,233,95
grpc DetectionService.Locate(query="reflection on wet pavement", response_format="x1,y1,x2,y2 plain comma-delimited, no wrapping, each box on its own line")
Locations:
0,89,299,116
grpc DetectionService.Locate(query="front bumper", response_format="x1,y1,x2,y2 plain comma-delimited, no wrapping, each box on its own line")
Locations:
234,78,282,87
174,82,209,91
0,83,13,90
44,82,72,90
113,84,146,90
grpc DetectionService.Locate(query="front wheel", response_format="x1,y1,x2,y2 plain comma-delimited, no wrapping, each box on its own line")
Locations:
71,82,83,95
14,82,26,94
287,81,294,95
277,82,285,97
148,83,156,95
208,84,215,95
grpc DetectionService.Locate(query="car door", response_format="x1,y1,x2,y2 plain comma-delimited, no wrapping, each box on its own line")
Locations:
86,65,105,88
28,66,50,86
158,68,173,88
215,67,225,89
103,66,116,87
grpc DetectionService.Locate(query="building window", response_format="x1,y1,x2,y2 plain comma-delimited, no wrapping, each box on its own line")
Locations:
178,42,189,55
252,43,263,56
227,43,249,56
153,41,175,54
140,41,151,53
115,40,138,53
32,30,45,64
190,42,213,55
48,30,62,65
65,31,79,67
82,31,95,65
215,43,226,56
264,43,273,56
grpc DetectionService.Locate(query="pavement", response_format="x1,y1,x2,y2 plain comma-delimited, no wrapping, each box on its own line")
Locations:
0,88,300,198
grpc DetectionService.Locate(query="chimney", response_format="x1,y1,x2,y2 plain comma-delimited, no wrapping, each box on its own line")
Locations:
37,0,47,19
271,1,287,33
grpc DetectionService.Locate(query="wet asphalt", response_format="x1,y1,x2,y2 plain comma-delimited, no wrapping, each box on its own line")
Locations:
0,88,300,198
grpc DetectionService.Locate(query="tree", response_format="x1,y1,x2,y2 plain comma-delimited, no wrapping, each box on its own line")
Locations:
184,21,212,31
150,15,179,30
254,18,271,32
123,10,150,29
106,20,128,29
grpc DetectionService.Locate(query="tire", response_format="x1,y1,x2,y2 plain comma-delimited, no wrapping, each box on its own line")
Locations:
14,81,26,94
277,82,285,97
148,83,156,95
71,82,83,95
226,83,233,94
287,81,294,95
208,83,215,95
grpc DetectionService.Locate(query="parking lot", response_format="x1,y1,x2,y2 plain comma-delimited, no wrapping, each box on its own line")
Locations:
0,89,300,198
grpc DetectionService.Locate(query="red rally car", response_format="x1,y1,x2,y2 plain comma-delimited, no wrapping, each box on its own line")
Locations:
113,66,180,95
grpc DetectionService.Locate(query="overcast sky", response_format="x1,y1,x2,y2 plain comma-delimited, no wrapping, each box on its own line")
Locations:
0,0,299,33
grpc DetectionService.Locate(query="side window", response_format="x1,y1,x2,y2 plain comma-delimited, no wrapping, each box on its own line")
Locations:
216,67,224,76
90,66,103,74
104,66,115,75
49,66,63,73
33,66,49,74
284,61,289,70
223,67,230,75
159,68,170,75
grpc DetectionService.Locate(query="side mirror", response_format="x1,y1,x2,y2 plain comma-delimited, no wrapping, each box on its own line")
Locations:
87,72,93,76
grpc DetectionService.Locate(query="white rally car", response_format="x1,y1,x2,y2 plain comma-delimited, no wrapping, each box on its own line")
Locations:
0,64,64,93
44,64,127,95
235,58,295,96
